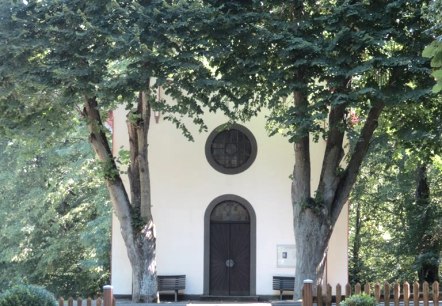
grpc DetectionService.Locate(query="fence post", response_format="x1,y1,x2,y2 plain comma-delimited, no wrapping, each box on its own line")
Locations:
303,279,314,306
103,285,114,306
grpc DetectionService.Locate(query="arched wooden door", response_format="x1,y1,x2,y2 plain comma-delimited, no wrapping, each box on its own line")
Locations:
209,200,250,296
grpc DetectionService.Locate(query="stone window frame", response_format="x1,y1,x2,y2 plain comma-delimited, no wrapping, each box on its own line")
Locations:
205,123,257,175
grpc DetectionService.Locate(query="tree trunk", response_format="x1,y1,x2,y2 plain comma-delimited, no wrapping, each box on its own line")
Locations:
83,93,157,303
131,219,157,302
414,164,440,284
292,89,333,299
292,97,384,298
350,201,362,284
293,208,332,299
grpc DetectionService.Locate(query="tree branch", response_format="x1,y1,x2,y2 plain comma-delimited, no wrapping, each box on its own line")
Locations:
331,100,385,224
138,87,152,222
83,96,139,266
292,90,311,209
317,102,347,209
127,96,141,213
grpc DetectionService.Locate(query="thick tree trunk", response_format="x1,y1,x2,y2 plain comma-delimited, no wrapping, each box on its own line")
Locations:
293,209,332,299
131,219,157,302
83,93,157,303
292,96,384,298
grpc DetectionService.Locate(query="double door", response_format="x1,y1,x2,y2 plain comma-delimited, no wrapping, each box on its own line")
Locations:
209,222,250,296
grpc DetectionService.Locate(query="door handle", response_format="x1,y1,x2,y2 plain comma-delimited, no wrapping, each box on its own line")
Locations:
225,259,235,268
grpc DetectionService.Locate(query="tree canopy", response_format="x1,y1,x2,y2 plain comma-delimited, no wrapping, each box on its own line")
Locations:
0,0,439,300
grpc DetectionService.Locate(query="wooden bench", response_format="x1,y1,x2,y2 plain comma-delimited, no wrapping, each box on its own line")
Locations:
157,275,186,302
273,276,295,300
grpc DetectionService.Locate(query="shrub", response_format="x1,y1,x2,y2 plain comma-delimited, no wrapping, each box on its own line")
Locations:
341,294,377,306
0,284,57,306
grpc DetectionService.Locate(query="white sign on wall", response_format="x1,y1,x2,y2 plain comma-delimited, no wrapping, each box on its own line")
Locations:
277,244,296,268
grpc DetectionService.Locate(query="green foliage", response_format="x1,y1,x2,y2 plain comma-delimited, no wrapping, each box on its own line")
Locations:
188,0,435,143
423,41,442,92
341,294,377,306
0,122,111,297
349,116,442,284
422,0,442,92
0,0,439,296
0,285,57,306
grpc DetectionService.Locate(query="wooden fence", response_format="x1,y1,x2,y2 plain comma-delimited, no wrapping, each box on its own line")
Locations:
58,285,115,306
302,280,440,306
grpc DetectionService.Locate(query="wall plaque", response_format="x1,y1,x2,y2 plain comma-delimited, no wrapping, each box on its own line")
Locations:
277,244,296,268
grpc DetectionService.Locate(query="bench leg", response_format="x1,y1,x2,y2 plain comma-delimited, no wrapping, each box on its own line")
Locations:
280,290,283,300
174,290,178,302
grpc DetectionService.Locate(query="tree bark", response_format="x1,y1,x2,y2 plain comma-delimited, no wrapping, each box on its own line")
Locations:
83,94,157,302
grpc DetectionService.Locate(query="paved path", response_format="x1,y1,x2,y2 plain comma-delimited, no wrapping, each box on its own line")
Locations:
63,299,300,306
114,300,300,306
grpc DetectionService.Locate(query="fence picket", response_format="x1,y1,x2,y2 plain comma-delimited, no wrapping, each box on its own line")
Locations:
87,297,92,306
68,297,74,306
364,283,370,295
317,284,323,306
404,282,410,306
96,297,102,306
375,283,381,303
336,284,342,306
394,282,400,306
384,282,390,306
433,281,440,306
355,283,361,295
413,281,420,306
326,284,332,306
345,283,351,297
423,282,429,306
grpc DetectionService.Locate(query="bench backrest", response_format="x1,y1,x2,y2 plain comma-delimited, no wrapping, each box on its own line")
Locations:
158,275,186,291
272,276,295,290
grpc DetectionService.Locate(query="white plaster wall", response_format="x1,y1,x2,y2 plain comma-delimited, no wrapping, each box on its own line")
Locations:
326,203,349,291
110,97,348,295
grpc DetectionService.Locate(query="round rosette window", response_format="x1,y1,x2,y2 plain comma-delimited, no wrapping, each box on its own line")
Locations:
205,124,257,174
